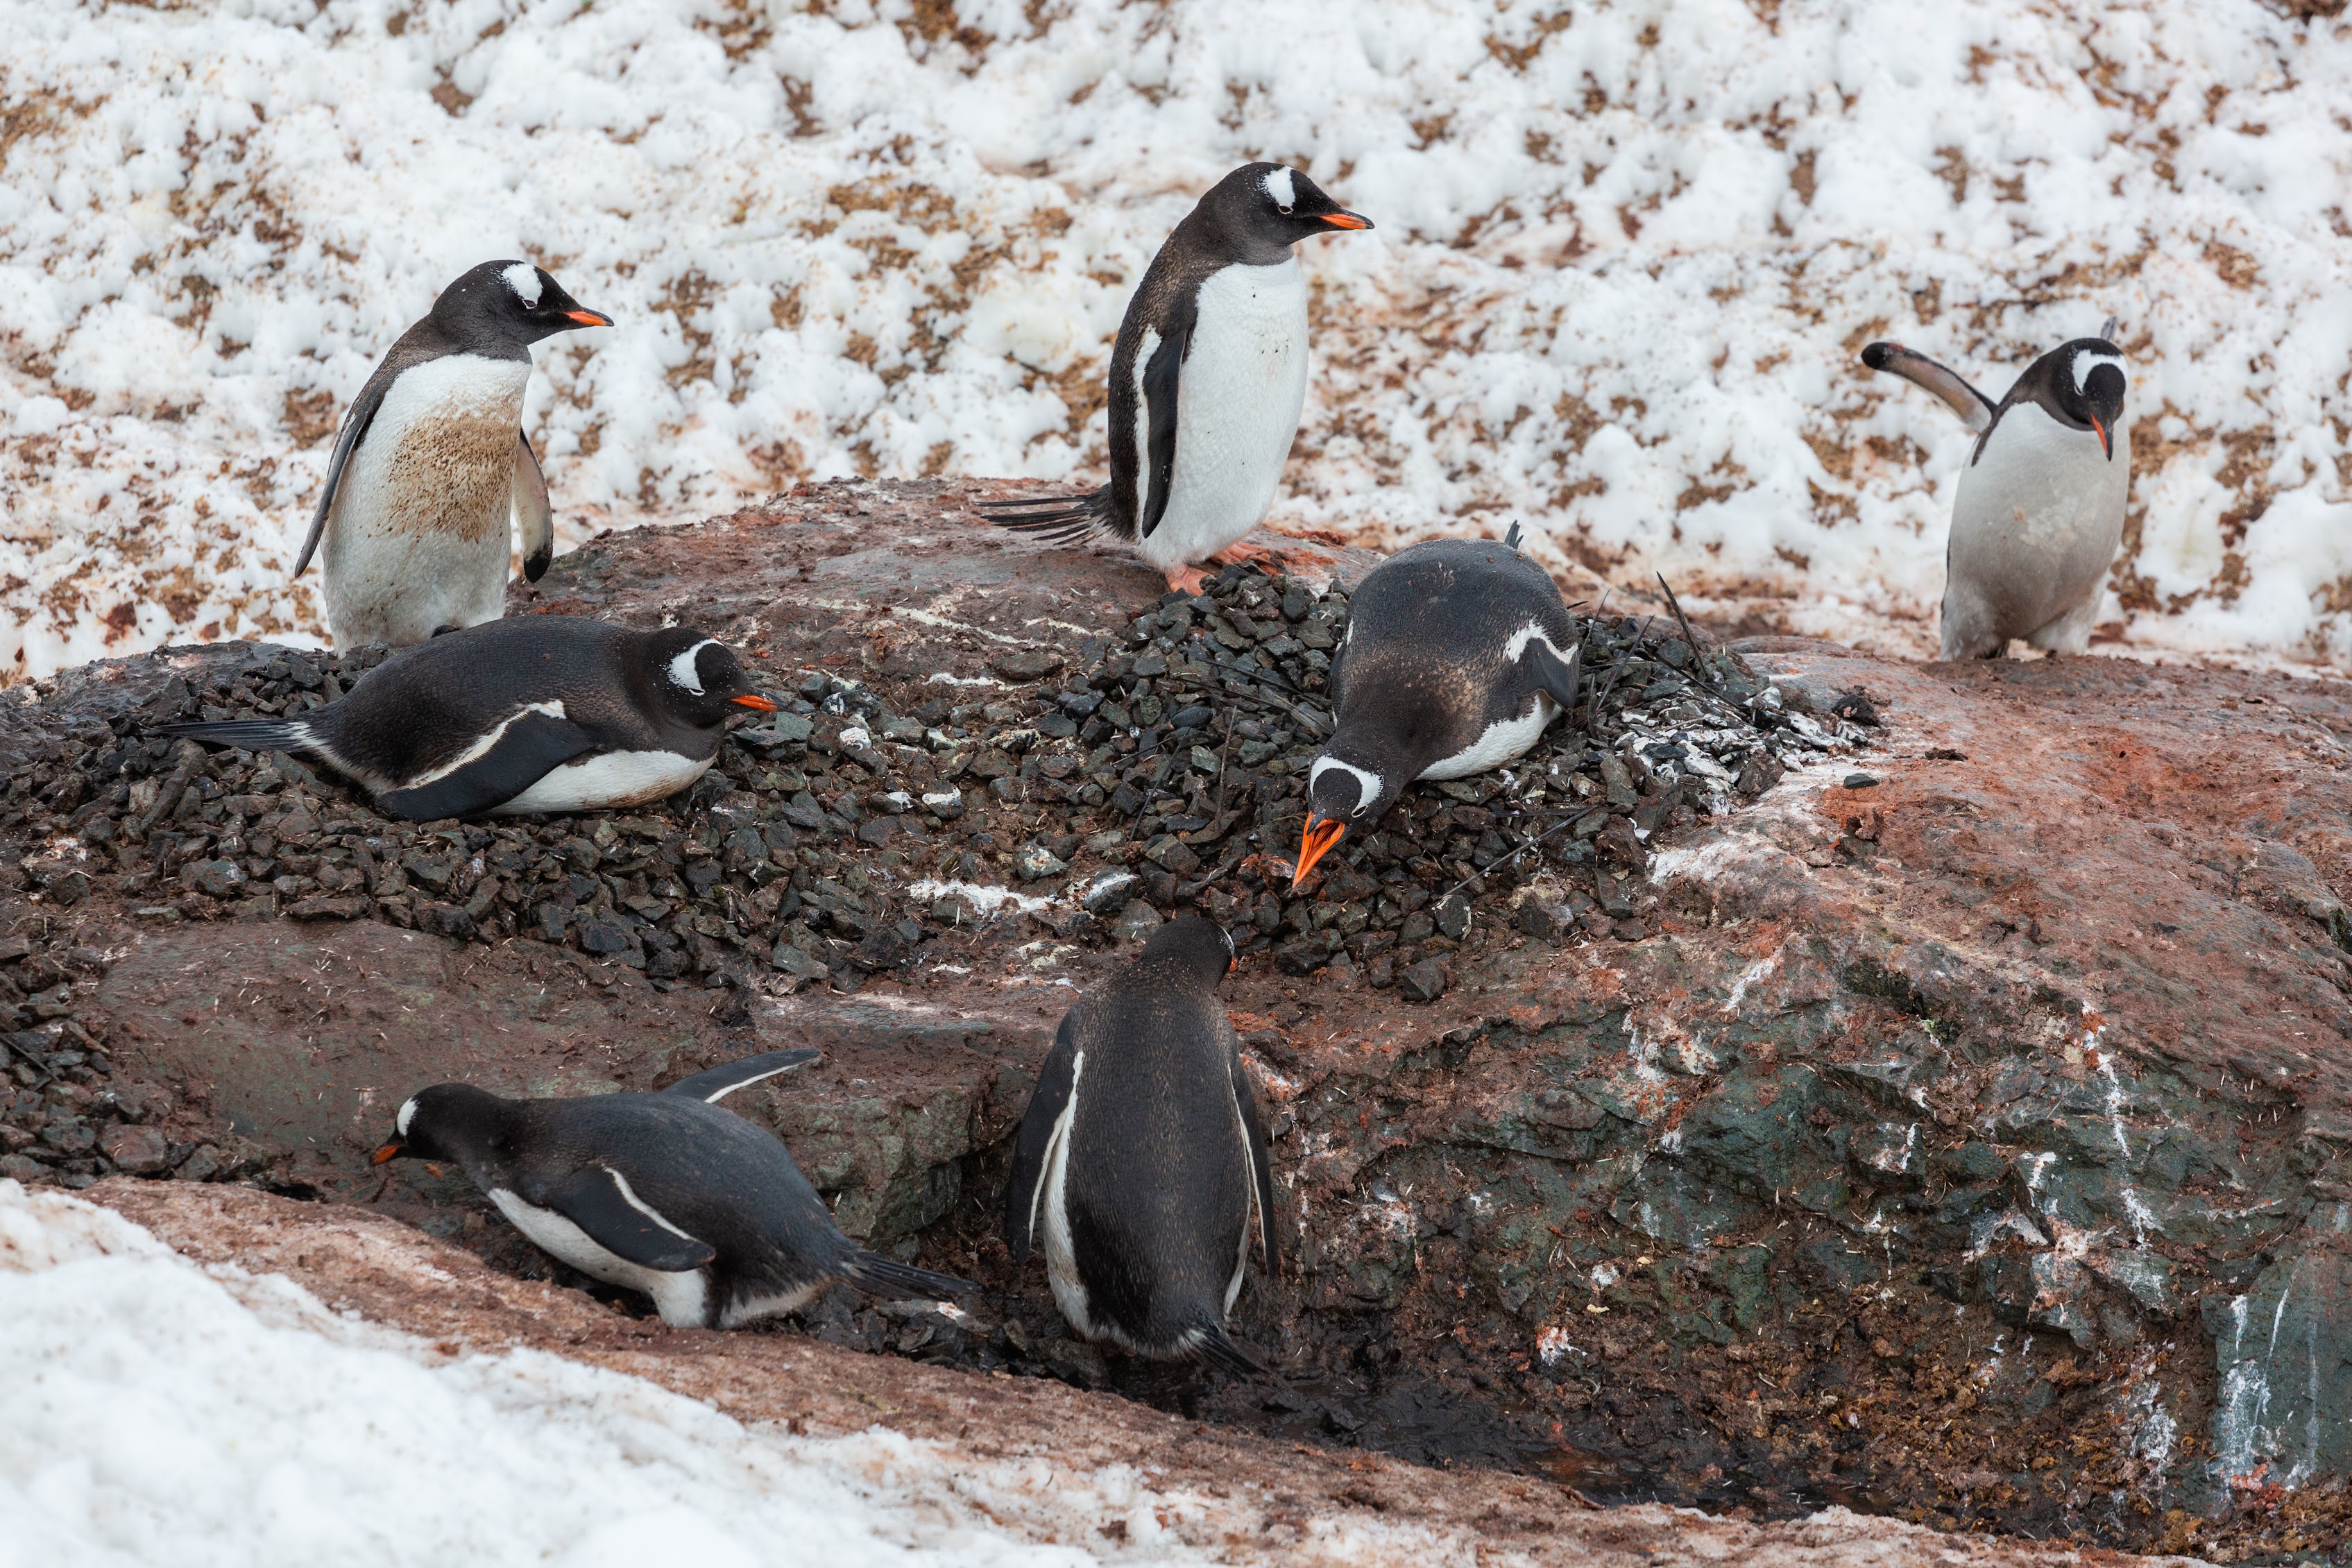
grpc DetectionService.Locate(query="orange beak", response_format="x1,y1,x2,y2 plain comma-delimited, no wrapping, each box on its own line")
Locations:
565,308,614,327
731,693,778,712
1293,817,1346,890
2090,415,2112,460
1322,211,1373,231
371,1141,404,1165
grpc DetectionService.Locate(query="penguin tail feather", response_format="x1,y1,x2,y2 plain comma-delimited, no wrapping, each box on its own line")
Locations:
973,487,1109,546
841,1250,978,1301
1185,1322,1268,1378
155,718,312,755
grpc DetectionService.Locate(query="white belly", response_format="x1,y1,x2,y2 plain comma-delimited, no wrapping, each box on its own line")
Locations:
490,750,713,815
1943,407,2128,658
487,1188,710,1326
325,355,529,649
1037,1052,1098,1340
1138,257,1309,572
1422,694,1560,781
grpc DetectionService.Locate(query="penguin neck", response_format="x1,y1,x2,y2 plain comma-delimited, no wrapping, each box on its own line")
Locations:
1311,732,1416,825
420,1085,523,1177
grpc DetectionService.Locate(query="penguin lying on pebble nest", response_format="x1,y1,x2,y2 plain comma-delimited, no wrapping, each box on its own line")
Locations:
1293,522,1584,887
373,1048,975,1328
1860,317,2129,661
157,615,776,821
1005,917,1277,1374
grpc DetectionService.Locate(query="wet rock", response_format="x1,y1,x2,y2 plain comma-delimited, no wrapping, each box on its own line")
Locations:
181,859,246,900
98,1123,169,1175
1012,844,1068,882
1398,957,1449,1002
989,649,1063,683
1080,868,1139,916
1109,901,1164,943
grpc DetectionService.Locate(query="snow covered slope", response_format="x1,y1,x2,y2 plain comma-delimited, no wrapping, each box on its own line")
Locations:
0,1179,1207,1567
1,0,2348,677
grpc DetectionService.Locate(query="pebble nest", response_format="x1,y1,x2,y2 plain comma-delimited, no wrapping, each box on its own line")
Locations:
0,560,1872,1191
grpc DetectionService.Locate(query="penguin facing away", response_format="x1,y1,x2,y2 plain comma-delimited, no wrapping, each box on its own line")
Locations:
293,260,613,650
157,615,776,821
978,163,1373,595
1004,917,1277,1374
1293,522,1583,888
371,1048,975,1328
1859,318,2129,661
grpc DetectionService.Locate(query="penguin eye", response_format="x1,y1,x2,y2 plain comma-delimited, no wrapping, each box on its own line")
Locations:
1277,203,1294,215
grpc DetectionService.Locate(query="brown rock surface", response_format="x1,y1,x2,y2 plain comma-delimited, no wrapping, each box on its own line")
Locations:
79,1175,2188,1568
3,479,2351,1562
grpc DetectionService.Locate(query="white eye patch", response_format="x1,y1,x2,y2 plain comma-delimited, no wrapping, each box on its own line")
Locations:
502,262,544,307
395,1098,418,1136
667,638,719,694
2072,351,2123,393
1263,167,1297,210
1309,756,1383,817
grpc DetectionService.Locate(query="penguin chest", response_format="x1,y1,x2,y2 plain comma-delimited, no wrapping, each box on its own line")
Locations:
1949,409,2129,618
1141,258,1310,568
486,1187,710,1326
343,355,530,546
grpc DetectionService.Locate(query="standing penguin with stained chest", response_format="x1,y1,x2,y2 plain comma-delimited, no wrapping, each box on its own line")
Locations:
291,261,613,649
980,163,1373,594
1860,321,2129,660
1005,917,1277,1374
1293,524,1584,887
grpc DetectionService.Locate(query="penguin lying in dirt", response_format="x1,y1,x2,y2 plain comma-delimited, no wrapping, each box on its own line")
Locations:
1293,522,1583,888
978,162,1373,595
1004,917,1277,1375
157,615,775,821
373,1048,975,1329
1859,318,2129,661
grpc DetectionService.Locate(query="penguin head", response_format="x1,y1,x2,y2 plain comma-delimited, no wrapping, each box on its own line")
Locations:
1136,914,1237,985
642,627,778,728
1293,751,1397,889
432,261,614,351
370,1082,504,1166
1206,163,1374,261
2054,338,2127,460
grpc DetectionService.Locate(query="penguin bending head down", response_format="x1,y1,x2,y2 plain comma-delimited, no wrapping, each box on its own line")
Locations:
293,259,613,649
158,615,776,821
978,162,1373,595
1294,524,1583,888
1004,917,1276,1374
1859,320,2129,661
373,1048,975,1328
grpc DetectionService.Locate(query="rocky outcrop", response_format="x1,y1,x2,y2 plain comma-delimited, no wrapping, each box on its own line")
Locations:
6,477,2352,1560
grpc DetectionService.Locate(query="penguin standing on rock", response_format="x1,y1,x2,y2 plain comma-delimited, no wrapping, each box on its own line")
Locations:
1859,320,2129,660
1292,523,1583,888
978,162,1373,595
292,260,613,649
371,1048,976,1329
1004,917,1277,1374
157,615,776,821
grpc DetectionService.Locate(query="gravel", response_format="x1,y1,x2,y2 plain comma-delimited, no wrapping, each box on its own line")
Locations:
0,563,1873,1186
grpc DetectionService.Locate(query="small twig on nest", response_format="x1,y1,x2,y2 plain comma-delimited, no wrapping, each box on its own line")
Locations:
1440,805,1610,898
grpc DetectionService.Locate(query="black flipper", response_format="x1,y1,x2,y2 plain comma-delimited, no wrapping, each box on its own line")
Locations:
1857,342,1996,435
157,718,313,754
291,373,393,580
1528,637,1584,713
975,488,1111,546
840,1251,978,1299
1189,1322,1268,1377
1137,321,1188,540
543,1164,715,1272
1004,1012,1082,1263
374,708,597,821
515,431,554,582
662,1048,821,1104
1232,1050,1279,1275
